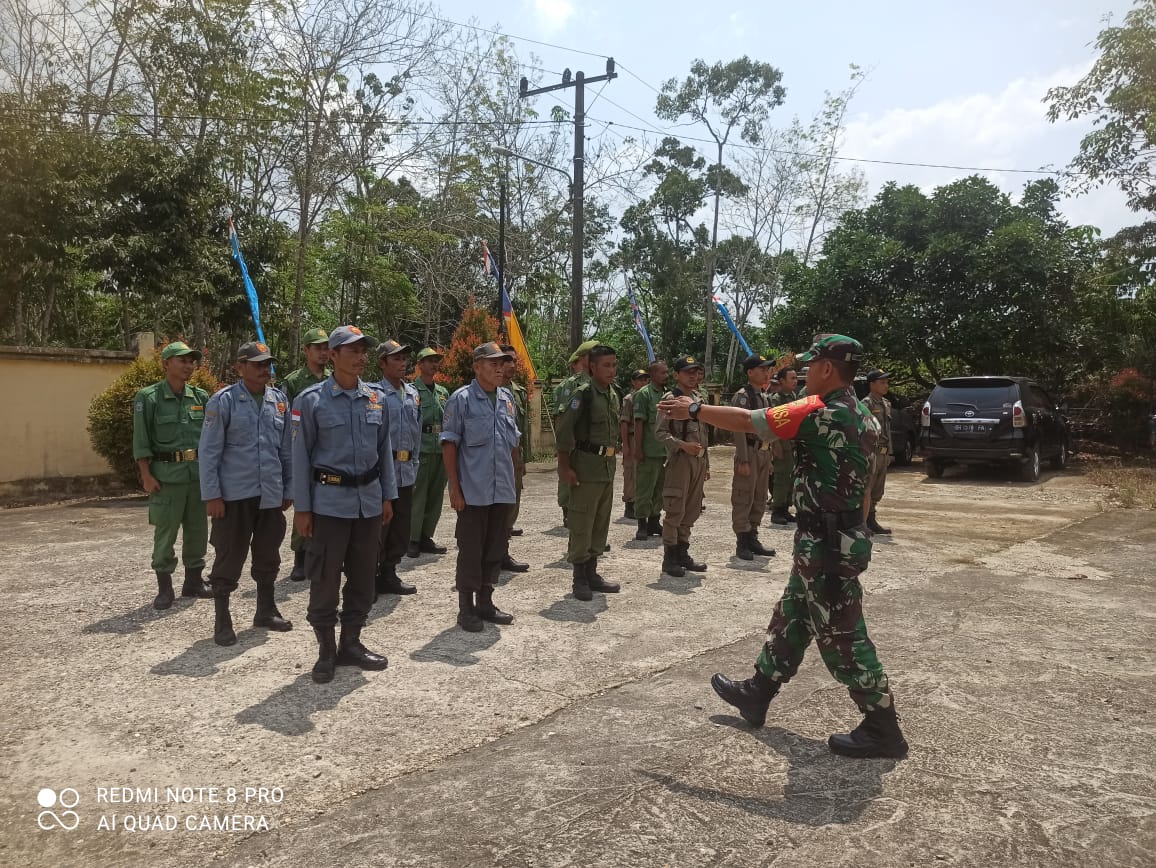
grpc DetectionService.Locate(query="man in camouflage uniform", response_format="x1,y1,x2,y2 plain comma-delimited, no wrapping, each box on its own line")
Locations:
500,343,530,572
555,345,622,601
408,348,450,558
862,370,893,536
551,339,599,528
619,369,650,519
631,360,669,540
768,368,801,525
659,334,908,760
655,355,710,578
279,327,330,580
730,354,777,561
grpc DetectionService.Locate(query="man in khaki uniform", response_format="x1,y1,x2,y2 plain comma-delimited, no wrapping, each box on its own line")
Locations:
730,354,778,561
631,360,669,540
655,355,710,578
556,345,623,601
768,368,801,525
619,369,650,519
863,370,893,535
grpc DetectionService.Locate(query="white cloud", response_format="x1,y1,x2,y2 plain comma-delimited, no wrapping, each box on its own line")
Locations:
841,63,1135,234
529,0,575,35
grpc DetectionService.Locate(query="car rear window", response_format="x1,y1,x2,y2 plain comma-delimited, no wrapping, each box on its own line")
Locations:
932,384,1017,411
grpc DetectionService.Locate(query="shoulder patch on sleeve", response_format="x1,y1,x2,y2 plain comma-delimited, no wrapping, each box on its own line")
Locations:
737,393,748,406
570,396,581,410
134,400,144,414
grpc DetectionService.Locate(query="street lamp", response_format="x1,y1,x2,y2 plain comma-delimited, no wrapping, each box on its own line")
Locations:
493,146,583,353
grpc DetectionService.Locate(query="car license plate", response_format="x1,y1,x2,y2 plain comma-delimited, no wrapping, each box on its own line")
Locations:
952,423,988,433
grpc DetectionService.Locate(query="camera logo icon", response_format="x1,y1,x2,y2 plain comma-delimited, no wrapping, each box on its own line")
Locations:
37,788,80,831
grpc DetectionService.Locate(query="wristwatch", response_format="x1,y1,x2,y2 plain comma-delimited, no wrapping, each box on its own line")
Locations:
688,401,702,420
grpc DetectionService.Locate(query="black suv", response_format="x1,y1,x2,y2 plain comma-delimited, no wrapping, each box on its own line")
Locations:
920,376,1071,481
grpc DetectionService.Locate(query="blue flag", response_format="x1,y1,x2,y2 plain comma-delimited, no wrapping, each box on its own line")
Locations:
627,285,656,363
229,219,267,348
713,295,752,357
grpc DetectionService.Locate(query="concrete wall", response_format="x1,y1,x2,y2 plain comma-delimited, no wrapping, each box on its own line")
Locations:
0,346,136,483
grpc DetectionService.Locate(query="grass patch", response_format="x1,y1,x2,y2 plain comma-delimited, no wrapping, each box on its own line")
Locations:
1086,462,1156,509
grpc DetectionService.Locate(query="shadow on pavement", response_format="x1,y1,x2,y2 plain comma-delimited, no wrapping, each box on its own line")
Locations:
647,572,703,595
65,496,146,509
366,595,402,624
645,720,897,826
409,624,501,666
539,595,609,623
82,597,200,634
726,557,770,572
236,579,310,602
542,525,568,537
235,670,369,735
150,628,273,677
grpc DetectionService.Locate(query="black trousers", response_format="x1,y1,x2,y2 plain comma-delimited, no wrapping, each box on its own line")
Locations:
379,484,414,568
454,503,512,592
208,497,287,595
306,514,380,629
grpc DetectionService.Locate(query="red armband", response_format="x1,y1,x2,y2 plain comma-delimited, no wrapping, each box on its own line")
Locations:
764,395,825,439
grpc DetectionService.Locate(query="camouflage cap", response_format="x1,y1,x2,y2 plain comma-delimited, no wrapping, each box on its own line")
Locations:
567,339,600,364
161,341,201,361
415,347,444,362
236,340,276,363
303,327,329,346
797,334,864,364
672,354,705,372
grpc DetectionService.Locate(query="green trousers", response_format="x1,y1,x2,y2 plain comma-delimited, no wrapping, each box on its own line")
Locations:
771,449,794,510
505,463,525,534
565,479,613,564
634,456,666,519
756,529,892,712
557,477,571,511
148,481,207,574
409,452,448,542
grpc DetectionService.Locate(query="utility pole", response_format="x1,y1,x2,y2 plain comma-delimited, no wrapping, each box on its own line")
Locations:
519,58,616,353
497,174,507,319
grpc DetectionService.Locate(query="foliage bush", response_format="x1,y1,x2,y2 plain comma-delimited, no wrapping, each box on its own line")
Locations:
88,355,220,487
435,296,531,393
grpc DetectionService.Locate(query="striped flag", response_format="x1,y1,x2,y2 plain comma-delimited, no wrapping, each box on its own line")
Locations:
626,284,656,363
481,241,537,382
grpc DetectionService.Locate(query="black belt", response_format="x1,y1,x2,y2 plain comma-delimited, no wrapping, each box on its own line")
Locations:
422,424,442,433
795,510,864,534
575,441,617,457
745,435,772,451
154,449,198,463
312,465,380,487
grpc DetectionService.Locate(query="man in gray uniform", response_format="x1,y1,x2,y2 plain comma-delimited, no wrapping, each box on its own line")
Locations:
376,339,421,596
292,325,397,684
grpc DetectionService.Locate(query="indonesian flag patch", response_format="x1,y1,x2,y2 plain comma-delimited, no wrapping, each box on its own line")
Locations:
764,395,825,439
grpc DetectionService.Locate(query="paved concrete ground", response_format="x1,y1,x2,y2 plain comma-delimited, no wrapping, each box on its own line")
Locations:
0,455,1153,867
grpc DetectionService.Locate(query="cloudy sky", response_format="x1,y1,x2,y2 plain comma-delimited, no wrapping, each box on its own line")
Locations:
434,0,1137,235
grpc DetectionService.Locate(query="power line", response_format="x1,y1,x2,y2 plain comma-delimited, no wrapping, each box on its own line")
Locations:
392,4,608,60
617,62,665,97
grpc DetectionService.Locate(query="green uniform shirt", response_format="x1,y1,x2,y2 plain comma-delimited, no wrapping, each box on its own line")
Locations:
551,371,590,415
132,379,210,484
413,377,450,454
631,382,667,459
280,366,328,406
555,380,620,483
510,380,531,459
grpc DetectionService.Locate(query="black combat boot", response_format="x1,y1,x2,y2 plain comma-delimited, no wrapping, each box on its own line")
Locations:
634,517,649,541
287,548,306,581
735,531,754,561
336,625,389,670
501,554,529,573
677,543,706,572
647,515,663,536
311,626,337,684
661,545,686,578
867,510,892,535
419,537,447,554
475,586,514,624
710,669,780,727
828,702,909,759
562,507,569,529
406,541,421,558
181,566,213,598
509,527,523,536
587,557,620,593
572,562,593,601
770,507,790,525
376,562,417,596
624,501,635,519
253,579,292,631
748,531,776,557
213,594,236,647
457,590,483,632
153,572,175,610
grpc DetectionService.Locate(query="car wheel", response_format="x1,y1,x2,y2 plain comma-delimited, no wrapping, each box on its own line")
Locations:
1049,441,1068,470
925,459,944,479
896,435,914,466
1020,447,1041,482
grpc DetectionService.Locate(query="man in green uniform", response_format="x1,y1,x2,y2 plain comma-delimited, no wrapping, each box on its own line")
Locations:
659,334,908,760
655,355,710,578
555,345,622,601
279,327,330,580
551,339,599,527
407,347,451,558
862,370,893,535
768,368,801,525
730,354,777,561
132,341,213,609
619,369,650,519
631,359,669,541
500,344,531,572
